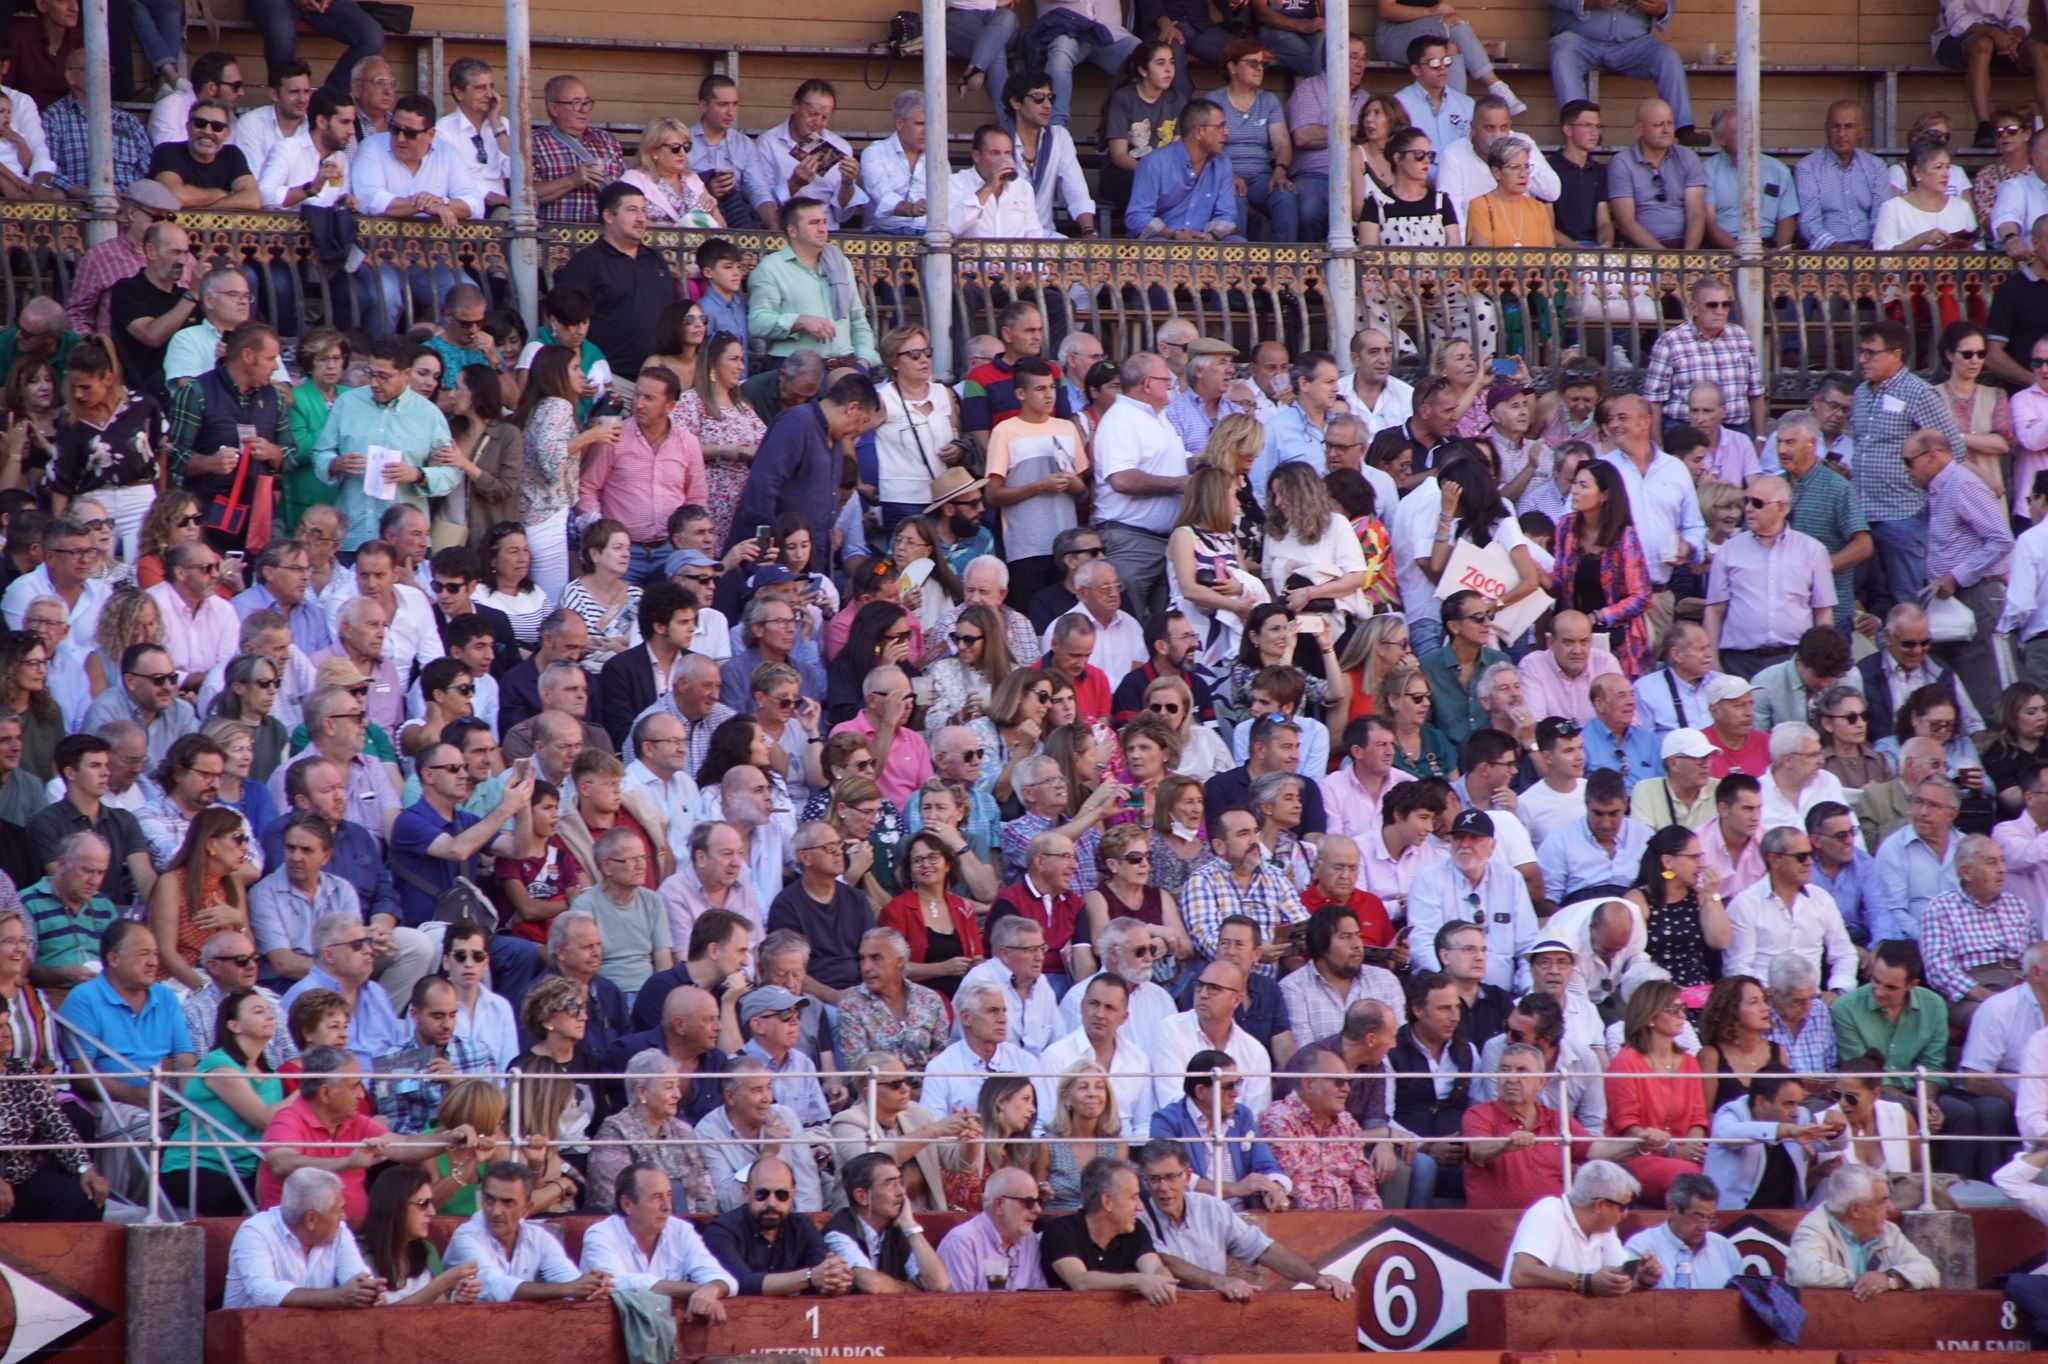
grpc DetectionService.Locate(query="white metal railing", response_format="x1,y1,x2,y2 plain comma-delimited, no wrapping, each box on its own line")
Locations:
0,1053,2021,1220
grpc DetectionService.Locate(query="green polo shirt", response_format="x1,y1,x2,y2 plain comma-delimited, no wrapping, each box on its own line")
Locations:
1788,460,1867,633
1830,981,1950,1090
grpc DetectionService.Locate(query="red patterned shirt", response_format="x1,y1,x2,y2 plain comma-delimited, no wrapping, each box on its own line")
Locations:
1256,1093,1380,1211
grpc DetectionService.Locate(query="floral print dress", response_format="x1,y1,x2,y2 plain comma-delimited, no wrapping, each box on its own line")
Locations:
1549,514,1655,677
50,393,167,497
520,396,580,524
677,390,767,553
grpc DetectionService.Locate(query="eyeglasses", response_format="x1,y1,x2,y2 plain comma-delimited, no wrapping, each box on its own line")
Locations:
176,514,203,528
898,347,933,361
392,124,431,139
431,579,469,594
448,949,488,964
1698,299,1732,310
550,98,596,112
422,762,466,775
329,710,366,722
1771,849,1815,862
555,1001,590,1017
208,952,259,968
1021,91,1053,105
751,1186,794,1203
908,852,946,868
126,670,179,687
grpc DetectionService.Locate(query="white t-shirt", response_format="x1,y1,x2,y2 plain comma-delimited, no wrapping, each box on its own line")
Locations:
1517,779,1588,852
1871,193,1978,251
1502,1194,1628,1285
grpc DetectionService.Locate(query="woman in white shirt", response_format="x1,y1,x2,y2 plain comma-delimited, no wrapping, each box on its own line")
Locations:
1262,461,1372,633
473,523,552,647
1872,137,1978,251
874,325,964,536
1814,1055,1947,1208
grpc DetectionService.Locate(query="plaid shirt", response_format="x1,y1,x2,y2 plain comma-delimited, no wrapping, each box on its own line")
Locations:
1793,147,1890,249
1920,888,2032,1002
1180,858,1307,979
1163,388,1242,457
1788,460,1869,631
1850,369,1962,522
1002,811,1101,894
43,94,147,194
1766,1004,1838,1080
530,123,626,223
1640,322,1765,424
1925,458,2014,587
372,1033,495,1133
166,368,299,481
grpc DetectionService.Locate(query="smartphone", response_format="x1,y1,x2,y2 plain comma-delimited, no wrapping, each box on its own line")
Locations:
1194,567,1219,588
1618,1258,1643,1278
223,550,245,567
1123,792,1145,813
1490,358,1520,378
755,524,773,556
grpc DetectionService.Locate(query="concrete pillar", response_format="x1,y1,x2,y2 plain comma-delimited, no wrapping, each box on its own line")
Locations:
919,0,954,380
1902,1208,1976,1288
503,0,540,329
1322,0,1355,359
1733,0,1765,388
80,0,116,246
125,1222,205,1364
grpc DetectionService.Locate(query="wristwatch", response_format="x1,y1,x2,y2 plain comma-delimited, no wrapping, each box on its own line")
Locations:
903,1223,926,1238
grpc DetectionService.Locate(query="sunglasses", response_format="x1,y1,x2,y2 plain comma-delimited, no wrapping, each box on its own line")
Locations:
177,514,203,528
75,518,113,532
431,579,469,594
446,683,476,696
1030,689,1052,703
875,1077,912,1091
334,937,374,953
448,949,488,964
950,632,984,646
1829,709,1867,722
752,1186,794,1202
1149,702,1182,715
127,670,179,687
996,1193,1043,1209
1954,349,1987,360
422,762,466,774
393,125,432,139
209,952,259,968
190,118,229,132
898,347,933,361
1120,852,1152,866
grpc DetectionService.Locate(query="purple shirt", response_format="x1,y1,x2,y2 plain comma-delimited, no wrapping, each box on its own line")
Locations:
1284,74,1368,180
1926,457,2015,587
935,1212,1046,1292
1704,527,1837,650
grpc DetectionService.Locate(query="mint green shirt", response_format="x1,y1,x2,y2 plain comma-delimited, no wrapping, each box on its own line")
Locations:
1829,982,1950,1090
311,385,458,550
165,1048,284,1178
744,245,878,364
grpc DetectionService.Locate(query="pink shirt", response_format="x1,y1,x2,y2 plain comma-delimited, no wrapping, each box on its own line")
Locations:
1317,764,1414,842
1993,811,2048,920
575,419,709,545
1698,815,1766,901
146,580,240,679
256,1094,390,1221
1358,823,1442,915
830,711,934,808
1516,649,1623,728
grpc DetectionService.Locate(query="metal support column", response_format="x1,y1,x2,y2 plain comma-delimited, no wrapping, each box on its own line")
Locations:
920,0,954,381
82,0,116,246
1734,0,1765,394
1324,0,1356,358
505,0,541,328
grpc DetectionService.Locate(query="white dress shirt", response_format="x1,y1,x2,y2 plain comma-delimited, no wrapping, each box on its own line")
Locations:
860,132,928,235
1010,124,1095,234
578,1213,738,1294
1057,971,1177,1044
624,759,700,853
1601,448,1708,589
224,1207,372,1308
1034,1025,1156,1137
1342,372,1415,439
954,959,1062,1055
349,132,487,219
322,575,442,679
746,121,868,228
232,107,299,184
1436,129,1560,225
1,568,107,637
1723,879,1857,991
435,107,511,205
150,89,221,148
1045,605,1147,691
1142,1009,1272,1119
947,166,1053,239
1405,859,1538,992
2000,518,2048,642
1959,979,2045,1079
445,1209,585,1301
2018,1027,2048,1141
256,130,349,212
1093,396,1190,534
919,1036,1043,1120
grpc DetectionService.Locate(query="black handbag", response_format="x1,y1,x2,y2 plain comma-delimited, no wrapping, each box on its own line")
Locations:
887,10,923,55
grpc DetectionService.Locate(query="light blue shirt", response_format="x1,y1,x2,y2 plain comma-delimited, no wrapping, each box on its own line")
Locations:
1406,859,1537,993
1125,140,1238,239
1582,720,1662,792
1538,815,1654,903
1702,151,1799,240
1392,82,1473,175
1251,401,1336,507
57,971,190,1076
1811,847,1876,944
1870,825,1962,943
1601,448,1707,588
738,1038,830,1126
311,385,459,551
1623,1221,1744,1289
247,870,361,962
1631,666,1724,737
280,967,408,1072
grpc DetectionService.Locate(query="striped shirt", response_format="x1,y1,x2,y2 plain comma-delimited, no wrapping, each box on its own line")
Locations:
1925,458,2014,586
1793,147,1890,249
1850,369,1963,522
20,879,117,968
1787,460,1869,631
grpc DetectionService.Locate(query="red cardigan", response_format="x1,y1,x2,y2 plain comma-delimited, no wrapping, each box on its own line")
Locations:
878,890,985,965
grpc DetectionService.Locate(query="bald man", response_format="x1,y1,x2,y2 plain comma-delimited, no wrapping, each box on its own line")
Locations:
1608,98,1706,250
1519,611,1622,727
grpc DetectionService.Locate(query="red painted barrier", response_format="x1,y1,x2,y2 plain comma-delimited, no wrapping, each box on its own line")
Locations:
1464,1288,2031,1352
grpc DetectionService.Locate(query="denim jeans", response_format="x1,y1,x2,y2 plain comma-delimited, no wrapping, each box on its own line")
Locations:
1163,16,1240,100
244,0,389,92
370,263,473,337
489,933,542,1012
1043,31,1140,127
1404,1150,1446,1207
947,7,1021,116
1549,30,1694,128
1257,25,1321,76
1868,510,1929,620
1235,174,1301,241
1293,172,1330,243
129,0,182,73
627,544,671,587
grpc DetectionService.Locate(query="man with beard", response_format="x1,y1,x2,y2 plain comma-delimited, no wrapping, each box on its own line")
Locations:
1405,810,1537,993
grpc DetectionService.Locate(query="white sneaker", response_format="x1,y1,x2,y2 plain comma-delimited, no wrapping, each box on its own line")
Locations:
1487,79,1527,118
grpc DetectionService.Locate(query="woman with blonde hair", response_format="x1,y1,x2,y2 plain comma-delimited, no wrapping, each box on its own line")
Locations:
1195,411,1267,567
923,602,1012,732
84,584,163,699
1337,613,1415,717
1170,461,1269,671
1143,673,1231,779
874,324,963,535
134,487,219,591
622,116,724,226
977,665,1051,803
202,715,277,835
1603,975,1708,1203
426,1077,511,1215
1043,1060,1125,1212
1379,660,1459,779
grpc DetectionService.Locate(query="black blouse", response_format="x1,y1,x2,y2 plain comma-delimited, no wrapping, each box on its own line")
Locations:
51,394,167,496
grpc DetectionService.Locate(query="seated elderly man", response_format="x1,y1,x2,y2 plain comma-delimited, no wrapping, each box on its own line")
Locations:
1257,1048,1383,1211
696,1057,825,1211
579,1161,736,1320
1504,1159,1663,1295
1058,916,1179,1042
1763,953,1838,1089
936,1166,1047,1290
1472,991,1607,1132
703,1155,853,1296
1922,834,2031,1032
1134,1139,1353,1299
1703,1070,1829,1209
1462,1039,1643,1210
1787,1163,1938,1297
1758,721,1853,837
823,1152,950,1293
257,1045,472,1220
1039,1156,1178,1303
224,1167,386,1309
182,929,290,1067
1518,611,1622,727
1623,1171,1744,1289
447,1162,614,1302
